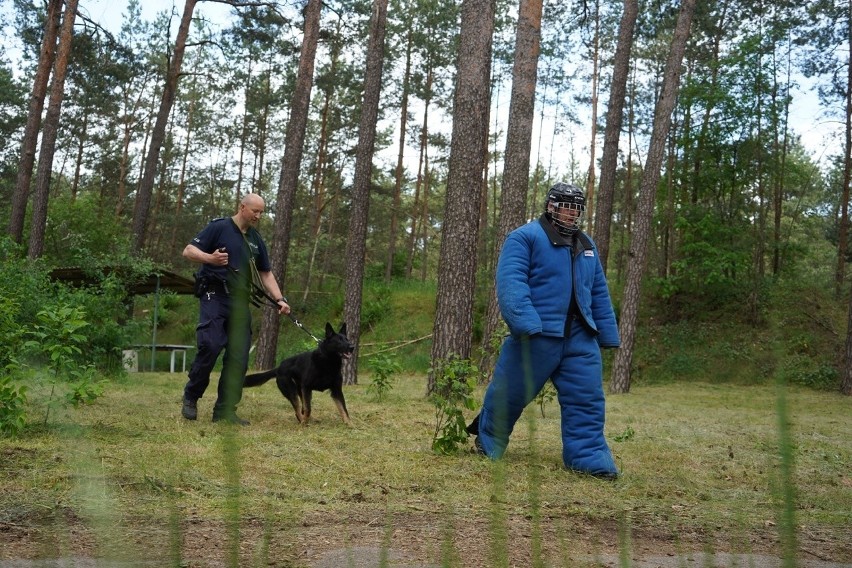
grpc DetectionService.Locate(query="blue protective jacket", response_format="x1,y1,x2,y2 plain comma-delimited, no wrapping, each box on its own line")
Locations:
496,216,620,348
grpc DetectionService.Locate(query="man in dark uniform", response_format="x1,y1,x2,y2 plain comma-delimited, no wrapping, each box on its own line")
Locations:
181,193,290,425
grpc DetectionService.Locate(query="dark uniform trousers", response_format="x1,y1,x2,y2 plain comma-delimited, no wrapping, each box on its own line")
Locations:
183,289,252,417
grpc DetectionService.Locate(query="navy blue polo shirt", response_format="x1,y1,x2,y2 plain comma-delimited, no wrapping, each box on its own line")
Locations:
189,217,271,285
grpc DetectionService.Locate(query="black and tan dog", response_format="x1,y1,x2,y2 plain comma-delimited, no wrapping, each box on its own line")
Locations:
244,323,355,424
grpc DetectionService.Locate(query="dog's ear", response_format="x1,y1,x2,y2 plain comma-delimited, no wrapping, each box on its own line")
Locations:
325,322,334,337
339,322,347,335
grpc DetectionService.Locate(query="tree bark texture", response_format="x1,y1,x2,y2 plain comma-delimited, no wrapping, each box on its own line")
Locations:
593,0,638,272
255,0,322,371
8,0,62,243
27,0,79,259
480,0,542,375
429,0,495,392
610,0,696,394
131,0,197,252
341,0,389,385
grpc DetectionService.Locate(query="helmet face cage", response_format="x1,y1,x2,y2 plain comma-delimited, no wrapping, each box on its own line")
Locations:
546,183,585,234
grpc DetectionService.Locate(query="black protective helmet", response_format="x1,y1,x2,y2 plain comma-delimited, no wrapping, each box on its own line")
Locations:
545,182,585,235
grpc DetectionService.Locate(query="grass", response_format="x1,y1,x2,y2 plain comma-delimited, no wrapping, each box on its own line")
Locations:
1,372,850,566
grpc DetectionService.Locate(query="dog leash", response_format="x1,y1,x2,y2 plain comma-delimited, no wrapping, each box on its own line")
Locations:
221,254,321,344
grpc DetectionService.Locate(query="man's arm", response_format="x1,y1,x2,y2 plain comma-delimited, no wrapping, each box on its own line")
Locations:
259,270,291,315
183,244,229,267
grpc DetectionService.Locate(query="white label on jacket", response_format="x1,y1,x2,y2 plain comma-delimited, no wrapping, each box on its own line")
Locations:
584,250,594,256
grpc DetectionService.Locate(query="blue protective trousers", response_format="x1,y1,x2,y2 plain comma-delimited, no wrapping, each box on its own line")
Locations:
476,318,618,475
183,292,251,417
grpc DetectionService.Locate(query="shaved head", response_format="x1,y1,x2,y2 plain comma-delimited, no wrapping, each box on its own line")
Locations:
241,193,264,208
234,194,266,231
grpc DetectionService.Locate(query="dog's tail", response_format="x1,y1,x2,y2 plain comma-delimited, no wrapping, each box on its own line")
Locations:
243,368,278,388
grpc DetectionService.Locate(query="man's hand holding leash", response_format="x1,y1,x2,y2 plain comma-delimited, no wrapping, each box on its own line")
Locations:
275,298,290,316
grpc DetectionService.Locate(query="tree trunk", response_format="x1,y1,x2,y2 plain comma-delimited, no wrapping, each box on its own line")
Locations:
131,0,197,253
386,28,413,282
254,0,323,371
236,56,254,197
585,0,601,223
691,0,728,200
255,68,272,195
836,3,852,297
302,28,342,302
71,111,89,202
8,0,62,243
27,0,79,259
773,34,792,276
843,281,852,395
594,0,638,272
170,99,195,254
429,0,495,392
406,71,431,279
480,0,543,375
418,153,431,281
341,0,390,385
610,0,696,394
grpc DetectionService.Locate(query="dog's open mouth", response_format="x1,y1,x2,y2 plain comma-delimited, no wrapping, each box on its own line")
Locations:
342,350,353,359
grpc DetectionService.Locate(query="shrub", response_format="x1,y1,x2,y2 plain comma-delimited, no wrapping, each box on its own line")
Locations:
429,356,479,455
0,375,27,436
367,352,402,401
23,304,105,424
535,382,556,418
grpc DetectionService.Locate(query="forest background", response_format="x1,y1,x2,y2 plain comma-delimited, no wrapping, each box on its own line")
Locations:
1,0,852,404
1,0,852,565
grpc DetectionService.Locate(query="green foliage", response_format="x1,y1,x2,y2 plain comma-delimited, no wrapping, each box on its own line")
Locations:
25,305,91,372
535,382,556,418
613,425,635,443
23,304,104,423
366,352,402,401
0,236,147,373
0,375,27,436
429,356,479,455
0,280,28,436
42,194,135,264
662,209,752,303
0,60,26,164
361,283,392,329
781,359,839,391
0,291,24,372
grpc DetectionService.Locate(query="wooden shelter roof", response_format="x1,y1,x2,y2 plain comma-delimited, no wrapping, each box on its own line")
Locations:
49,267,195,295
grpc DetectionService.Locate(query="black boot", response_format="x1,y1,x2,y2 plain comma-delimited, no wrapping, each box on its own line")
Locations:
466,414,480,435
181,397,198,420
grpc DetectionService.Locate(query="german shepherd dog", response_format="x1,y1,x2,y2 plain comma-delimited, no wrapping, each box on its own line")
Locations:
244,323,355,424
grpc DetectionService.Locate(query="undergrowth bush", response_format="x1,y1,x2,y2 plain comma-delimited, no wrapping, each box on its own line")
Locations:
24,304,104,424
429,356,479,455
0,237,163,432
367,352,401,401
0,375,27,436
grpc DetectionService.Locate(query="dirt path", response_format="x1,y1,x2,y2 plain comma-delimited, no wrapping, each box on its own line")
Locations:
2,550,851,568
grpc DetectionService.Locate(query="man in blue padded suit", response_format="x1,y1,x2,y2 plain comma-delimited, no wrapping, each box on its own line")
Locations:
467,182,621,479
181,193,290,425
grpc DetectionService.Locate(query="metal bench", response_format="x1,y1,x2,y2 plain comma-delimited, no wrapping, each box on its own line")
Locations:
129,344,195,373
